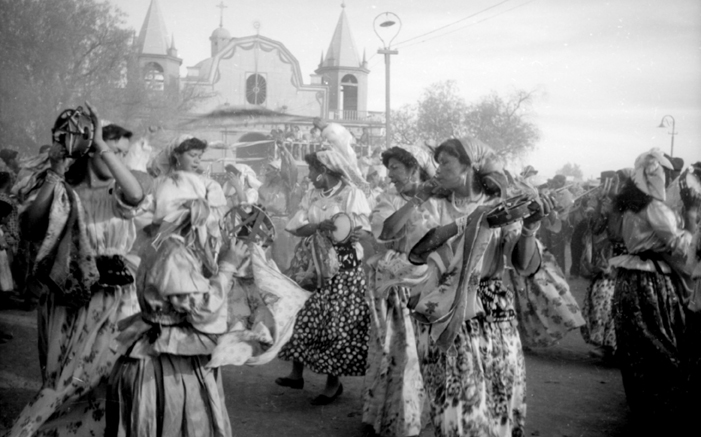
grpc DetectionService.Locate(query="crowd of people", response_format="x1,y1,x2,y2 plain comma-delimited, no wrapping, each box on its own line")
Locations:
0,103,699,437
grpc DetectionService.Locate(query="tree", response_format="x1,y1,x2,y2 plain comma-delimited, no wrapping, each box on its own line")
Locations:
556,162,584,181
0,0,133,153
389,80,541,162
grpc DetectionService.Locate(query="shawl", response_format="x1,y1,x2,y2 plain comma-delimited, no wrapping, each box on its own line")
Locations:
633,148,673,202
456,136,508,198
33,177,100,308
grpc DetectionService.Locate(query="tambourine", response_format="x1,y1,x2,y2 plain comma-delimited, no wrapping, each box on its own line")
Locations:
51,106,94,158
226,204,276,248
680,168,701,208
486,194,536,228
329,212,354,244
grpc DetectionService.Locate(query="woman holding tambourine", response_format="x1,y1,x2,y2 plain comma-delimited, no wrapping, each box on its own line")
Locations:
276,149,372,406
398,138,553,437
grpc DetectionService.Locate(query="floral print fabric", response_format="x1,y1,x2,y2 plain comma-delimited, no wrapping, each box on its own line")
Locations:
507,250,585,348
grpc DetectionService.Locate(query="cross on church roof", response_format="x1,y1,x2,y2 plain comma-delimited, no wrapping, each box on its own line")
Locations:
217,0,227,28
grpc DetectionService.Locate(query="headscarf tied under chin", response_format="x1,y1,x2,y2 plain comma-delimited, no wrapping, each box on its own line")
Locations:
456,137,508,198
150,134,198,177
316,149,368,189
633,148,673,202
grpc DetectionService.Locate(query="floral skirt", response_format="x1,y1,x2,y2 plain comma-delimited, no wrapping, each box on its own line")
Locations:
612,267,687,421
9,285,138,437
421,280,526,437
580,271,617,352
363,284,425,437
106,354,231,437
507,251,584,348
278,244,369,376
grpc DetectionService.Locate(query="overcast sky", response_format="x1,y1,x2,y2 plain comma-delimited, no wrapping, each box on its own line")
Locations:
109,0,701,179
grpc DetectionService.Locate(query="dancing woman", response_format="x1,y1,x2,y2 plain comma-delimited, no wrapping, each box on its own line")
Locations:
277,147,371,405
9,104,144,436
106,136,250,436
403,138,551,436
610,149,698,431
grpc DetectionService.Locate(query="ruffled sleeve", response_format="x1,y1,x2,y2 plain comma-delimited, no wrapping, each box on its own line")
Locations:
370,191,401,241
112,183,145,219
344,185,371,232
647,200,692,258
285,188,313,231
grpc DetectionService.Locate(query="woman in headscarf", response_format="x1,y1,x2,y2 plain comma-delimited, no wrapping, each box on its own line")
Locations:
363,146,440,437
9,104,145,436
106,136,251,436
276,146,372,405
501,169,585,349
402,138,551,436
580,168,632,359
610,149,698,431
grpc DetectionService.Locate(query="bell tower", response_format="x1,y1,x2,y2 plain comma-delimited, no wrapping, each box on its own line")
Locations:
135,0,182,91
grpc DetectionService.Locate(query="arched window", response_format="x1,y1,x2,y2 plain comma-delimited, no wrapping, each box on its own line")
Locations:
341,74,358,115
144,62,165,91
246,74,267,105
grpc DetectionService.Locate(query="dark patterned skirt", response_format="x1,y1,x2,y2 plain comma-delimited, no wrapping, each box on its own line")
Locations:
278,243,370,376
612,267,687,423
420,279,526,437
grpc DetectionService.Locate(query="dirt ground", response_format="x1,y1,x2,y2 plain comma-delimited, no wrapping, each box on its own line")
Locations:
0,276,633,437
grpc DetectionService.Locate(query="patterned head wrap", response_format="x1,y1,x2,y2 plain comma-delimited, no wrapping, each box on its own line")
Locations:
633,148,673,202
316,149,368,188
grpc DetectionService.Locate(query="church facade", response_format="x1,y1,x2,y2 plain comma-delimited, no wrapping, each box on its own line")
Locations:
134,0,381,173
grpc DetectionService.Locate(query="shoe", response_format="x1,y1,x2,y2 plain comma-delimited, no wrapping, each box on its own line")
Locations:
310,383,343,406
275,377,304,390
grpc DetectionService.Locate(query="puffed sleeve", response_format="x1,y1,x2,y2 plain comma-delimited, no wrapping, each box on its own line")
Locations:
113,183,145,219
503,221,542,276
345,186,371,232
370,191,400,241
285,188,313,231
647,200,692,258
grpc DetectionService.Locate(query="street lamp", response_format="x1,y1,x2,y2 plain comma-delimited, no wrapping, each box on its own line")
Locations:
657,114,676,157
374,12,401,150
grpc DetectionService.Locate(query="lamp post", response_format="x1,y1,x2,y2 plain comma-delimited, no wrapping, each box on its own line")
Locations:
657,114,676,157
374,12,401,150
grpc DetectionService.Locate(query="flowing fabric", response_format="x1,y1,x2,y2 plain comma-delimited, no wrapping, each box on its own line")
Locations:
9,183,140,437
362,190,440,436
506,250,585,348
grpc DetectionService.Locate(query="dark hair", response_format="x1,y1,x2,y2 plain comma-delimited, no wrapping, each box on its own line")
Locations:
434,138,503,197
434,139,472,167
0,149,18,162
170,137,207,169
0,172,12,189
102,124,133,142
39,145,51,153
381,147,429,182
64,154,91,186
304,152,343,181
614,179,652,213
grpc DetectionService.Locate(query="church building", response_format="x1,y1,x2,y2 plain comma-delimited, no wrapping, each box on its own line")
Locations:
134,0,381,172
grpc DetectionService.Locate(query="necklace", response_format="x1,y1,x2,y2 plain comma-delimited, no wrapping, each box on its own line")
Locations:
320,180,342,198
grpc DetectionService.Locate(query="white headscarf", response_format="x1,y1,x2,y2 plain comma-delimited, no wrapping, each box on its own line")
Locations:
633,148,673,202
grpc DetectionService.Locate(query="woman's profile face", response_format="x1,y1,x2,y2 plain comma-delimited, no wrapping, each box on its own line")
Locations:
435,151,469,192
308,164,326,189
177,149,203,173
386,157,415,192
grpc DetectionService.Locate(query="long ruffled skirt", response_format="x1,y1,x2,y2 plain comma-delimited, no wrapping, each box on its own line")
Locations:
9,285,138,437
421,281,526,437
106,354,231,437
612,267,686,422
363,285,425,437
581,271,617,352
508,251,584,348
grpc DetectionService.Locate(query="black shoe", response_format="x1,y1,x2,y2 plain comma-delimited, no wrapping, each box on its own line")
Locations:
310,383,343,406
275,377,304,390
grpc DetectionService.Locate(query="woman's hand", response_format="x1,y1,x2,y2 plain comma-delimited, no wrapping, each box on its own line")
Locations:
523,193,554,228
48,143,73,176
349,226,365,243
84,101,108,153
317,219,336,232
221,238,252,273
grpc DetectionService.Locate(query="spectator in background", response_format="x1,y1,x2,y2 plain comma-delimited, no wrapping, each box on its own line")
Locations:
0,149,20,174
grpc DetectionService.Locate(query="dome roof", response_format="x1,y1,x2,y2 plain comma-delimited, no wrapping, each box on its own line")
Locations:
211,27,231,39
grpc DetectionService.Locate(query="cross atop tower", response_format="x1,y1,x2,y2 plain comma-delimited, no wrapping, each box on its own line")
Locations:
216,1,227,28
